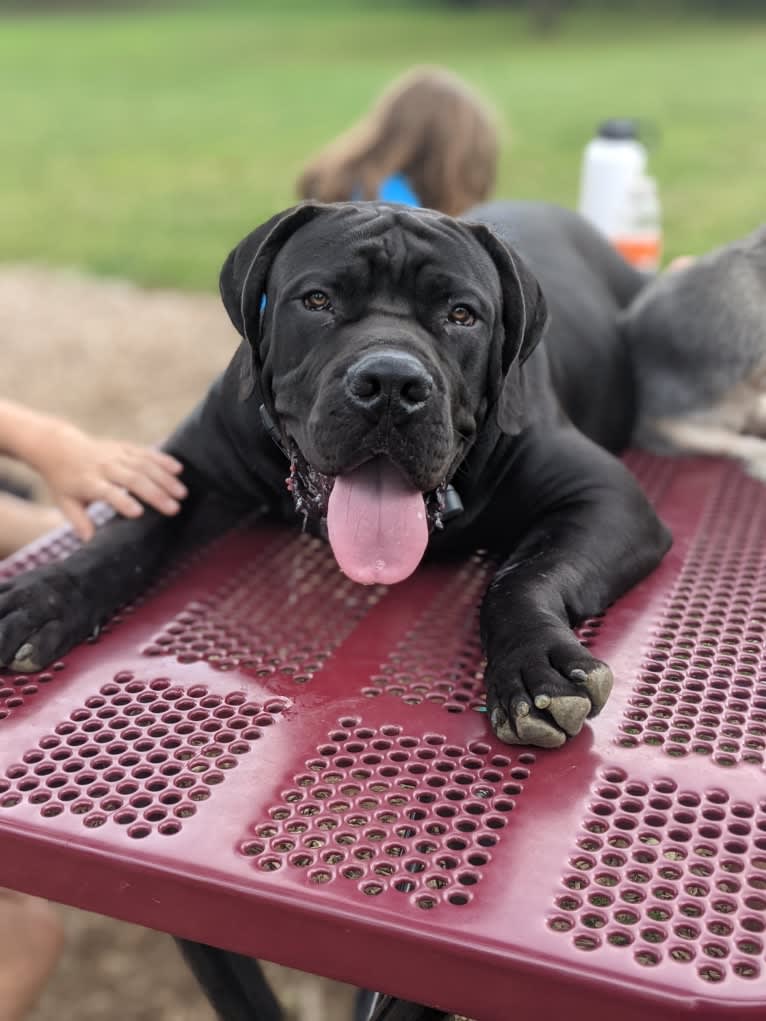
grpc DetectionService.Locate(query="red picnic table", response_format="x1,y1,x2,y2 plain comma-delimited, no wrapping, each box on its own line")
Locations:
0,451,764,1021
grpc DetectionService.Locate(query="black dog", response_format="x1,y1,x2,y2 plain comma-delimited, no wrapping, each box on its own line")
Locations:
0,200,670,749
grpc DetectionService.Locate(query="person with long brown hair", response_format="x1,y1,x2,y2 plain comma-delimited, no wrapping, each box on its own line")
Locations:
296,66,499,217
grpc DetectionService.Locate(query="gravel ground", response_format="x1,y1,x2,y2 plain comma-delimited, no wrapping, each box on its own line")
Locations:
0,264,235,446
1,264,362,1021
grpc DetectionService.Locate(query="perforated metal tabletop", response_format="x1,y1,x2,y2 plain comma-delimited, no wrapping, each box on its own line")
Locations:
0,453,764,1021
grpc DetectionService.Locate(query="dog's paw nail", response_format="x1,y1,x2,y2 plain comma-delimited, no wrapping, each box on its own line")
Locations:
581,664,614,715
534,693,551,710
494,723,518,744
490,706,508,730
491,708,520,746
516,713,566,749
549,695,591,736
569,668,588,683
10,643,40,673
515,700,530,718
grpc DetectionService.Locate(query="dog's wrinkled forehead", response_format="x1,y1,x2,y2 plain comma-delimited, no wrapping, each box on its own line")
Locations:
266,204,502,300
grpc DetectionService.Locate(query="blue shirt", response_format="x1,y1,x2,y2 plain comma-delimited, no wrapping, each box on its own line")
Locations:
377,173,420,207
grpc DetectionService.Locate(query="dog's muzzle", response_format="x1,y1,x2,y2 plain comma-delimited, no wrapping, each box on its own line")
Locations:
260,403,463,585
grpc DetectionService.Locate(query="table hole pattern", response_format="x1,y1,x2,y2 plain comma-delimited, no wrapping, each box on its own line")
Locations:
617,465,766,768
0,504,119,583
142,533,384,680
362,554,492,713
0,671,289,837
550,767,766,983
240,716,536,909
0,533,81,582
622,450,679,508
0,663,68,724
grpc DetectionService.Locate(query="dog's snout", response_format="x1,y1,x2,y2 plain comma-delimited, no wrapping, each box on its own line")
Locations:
345,351,433,418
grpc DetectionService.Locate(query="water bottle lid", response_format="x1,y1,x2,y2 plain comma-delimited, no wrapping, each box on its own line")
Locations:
598,118,640,141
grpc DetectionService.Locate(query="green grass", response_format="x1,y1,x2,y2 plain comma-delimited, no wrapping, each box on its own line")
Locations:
2,3,765,290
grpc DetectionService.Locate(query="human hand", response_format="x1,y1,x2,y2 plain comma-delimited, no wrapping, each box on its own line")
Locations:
29,422,187,541
0,888,64,1021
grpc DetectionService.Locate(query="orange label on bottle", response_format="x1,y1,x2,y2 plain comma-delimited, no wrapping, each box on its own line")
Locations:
613,236,662,271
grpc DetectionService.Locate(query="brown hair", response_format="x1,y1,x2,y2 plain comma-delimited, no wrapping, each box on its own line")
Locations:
296,66,499,218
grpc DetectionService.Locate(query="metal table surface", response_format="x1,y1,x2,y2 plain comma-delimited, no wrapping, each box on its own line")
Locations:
0,452,764,1021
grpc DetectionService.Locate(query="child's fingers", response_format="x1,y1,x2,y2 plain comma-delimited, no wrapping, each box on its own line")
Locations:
147,449,184,474
120,445,183,475
99,481,147,519
105,467,181,517
116,452,188,500
58,498,95,542
145,463,188,500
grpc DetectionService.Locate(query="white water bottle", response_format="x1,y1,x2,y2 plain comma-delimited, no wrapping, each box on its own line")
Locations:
578,119,662,271
616,172,662,272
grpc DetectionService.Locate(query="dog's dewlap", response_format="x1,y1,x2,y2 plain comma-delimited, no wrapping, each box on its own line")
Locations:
327,456,428,585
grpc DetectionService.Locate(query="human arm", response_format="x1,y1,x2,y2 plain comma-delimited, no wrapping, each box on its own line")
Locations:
0,399,187,541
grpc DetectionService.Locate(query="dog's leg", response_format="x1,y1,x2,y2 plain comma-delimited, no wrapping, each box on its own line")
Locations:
480,425,671,749
0,510,179,672
176,940,283,1021
0,465,244,673
649,416,766,481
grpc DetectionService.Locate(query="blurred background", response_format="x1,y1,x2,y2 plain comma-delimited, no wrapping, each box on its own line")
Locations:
2,0,765,287
1,0,764,1018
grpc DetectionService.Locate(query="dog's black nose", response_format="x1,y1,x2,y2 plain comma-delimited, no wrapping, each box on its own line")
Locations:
345,351,433,418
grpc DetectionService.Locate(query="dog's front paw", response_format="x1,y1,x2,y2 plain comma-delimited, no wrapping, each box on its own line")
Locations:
485,633,613,749
0,568,96,673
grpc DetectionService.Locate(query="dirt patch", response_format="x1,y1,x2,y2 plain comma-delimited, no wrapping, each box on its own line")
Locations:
27,903,362,1020
30,906,358,1021
1,265,361,1021
1,264,236,444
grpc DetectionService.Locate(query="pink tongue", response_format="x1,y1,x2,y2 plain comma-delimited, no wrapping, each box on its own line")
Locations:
327,458,428,585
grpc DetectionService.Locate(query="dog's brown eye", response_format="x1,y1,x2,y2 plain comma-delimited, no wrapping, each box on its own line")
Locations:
448,305,476,326
303,290,331,311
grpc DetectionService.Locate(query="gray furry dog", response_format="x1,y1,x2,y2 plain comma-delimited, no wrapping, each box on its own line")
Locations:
619,224,766,479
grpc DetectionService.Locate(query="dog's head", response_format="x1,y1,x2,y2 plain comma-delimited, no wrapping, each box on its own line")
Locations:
220,201,547,584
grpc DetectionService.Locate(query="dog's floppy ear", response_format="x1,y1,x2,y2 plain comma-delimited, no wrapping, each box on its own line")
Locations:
465,222,549,435
219,202,324,401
